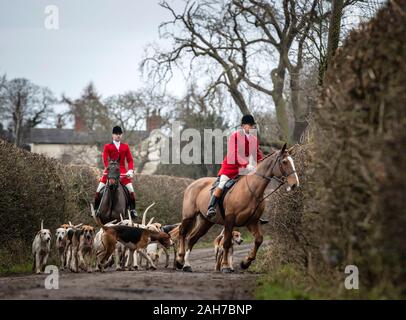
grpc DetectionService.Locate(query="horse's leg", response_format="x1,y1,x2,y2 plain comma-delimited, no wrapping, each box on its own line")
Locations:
182,216,214,272
241,222,263,270
176,217,195,269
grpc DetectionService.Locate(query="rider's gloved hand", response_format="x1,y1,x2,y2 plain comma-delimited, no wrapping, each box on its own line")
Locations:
246,164,256,172
126,169,134,178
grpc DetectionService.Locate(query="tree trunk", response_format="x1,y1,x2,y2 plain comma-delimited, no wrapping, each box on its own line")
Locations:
13,93,23,146
228,86,251,116
290,67,308,143
326,0,344,69
271,66,291,143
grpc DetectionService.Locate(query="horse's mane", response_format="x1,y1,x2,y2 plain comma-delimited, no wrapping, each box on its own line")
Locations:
259,150,277,162
255,150,279,173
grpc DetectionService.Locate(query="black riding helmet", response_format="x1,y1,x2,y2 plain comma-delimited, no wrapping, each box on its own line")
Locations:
241,114,256,125
112,126,123,134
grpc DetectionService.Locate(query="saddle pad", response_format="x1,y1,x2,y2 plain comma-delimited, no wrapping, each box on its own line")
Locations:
210,177,238,219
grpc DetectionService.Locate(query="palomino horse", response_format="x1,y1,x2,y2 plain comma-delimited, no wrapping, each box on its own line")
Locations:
176,143,300,273
97,158,130,225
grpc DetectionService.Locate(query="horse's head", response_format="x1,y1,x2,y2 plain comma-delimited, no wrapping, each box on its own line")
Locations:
107,157,120,189
277,143,300,191
259,143,300,191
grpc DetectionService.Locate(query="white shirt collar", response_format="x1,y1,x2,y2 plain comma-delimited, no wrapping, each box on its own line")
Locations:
113,140,120,150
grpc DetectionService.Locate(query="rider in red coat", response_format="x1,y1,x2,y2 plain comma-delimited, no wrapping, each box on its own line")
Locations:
94,126,137,218
207,114,268,224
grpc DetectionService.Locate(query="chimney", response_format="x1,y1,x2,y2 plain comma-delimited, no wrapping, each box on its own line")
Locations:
56,114,64,129
146,111,162,133
74,106,85,132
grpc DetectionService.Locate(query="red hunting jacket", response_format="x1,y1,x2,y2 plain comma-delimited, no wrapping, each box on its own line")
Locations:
218,130,263,179
100,142,134,185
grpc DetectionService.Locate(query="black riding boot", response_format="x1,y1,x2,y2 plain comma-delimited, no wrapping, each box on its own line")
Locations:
129,192,138,219
206,188,222,219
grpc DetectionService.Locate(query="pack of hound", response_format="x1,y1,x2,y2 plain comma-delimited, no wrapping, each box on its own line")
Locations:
32,204,244,274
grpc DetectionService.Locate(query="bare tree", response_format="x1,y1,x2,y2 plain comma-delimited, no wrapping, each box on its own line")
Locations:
104,91,146,133
0,77,56,146
143,0,329,142
62,82,110,132
142,0,254,117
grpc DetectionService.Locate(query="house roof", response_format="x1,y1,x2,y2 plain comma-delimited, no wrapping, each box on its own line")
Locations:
25,128,149,145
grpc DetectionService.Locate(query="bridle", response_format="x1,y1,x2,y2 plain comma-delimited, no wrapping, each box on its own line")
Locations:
243,152,297,225
254,154,297,184
107,161,120,190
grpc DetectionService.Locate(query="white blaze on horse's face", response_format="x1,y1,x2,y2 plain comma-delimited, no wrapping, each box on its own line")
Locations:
286,156,299,191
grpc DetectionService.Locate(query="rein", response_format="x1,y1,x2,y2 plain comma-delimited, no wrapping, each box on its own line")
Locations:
243,154,296,225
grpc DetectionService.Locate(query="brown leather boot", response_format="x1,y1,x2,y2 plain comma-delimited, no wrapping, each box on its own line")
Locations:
206,187,223,219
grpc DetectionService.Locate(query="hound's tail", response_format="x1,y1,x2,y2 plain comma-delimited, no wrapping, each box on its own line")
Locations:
90,204,107,230
142,202,156,226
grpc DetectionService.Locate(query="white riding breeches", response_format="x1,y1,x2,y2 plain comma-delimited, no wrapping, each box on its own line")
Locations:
218,174,230,189
125,183,134,193
96,182,105,192
97,182,134,193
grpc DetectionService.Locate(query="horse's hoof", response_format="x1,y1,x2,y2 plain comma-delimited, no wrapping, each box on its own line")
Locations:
176,261,184,270
221,267,232,273
240,260,250,270
183,266,193,272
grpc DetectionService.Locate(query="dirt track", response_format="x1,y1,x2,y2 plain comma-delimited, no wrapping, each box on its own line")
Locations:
0,242,269,300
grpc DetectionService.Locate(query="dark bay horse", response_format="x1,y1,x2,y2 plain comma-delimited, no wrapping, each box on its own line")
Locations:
97,158,129,225
176,143,300,273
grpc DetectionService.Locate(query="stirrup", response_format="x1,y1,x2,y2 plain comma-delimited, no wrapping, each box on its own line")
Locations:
130,209,138,219
206,207,216,219
259,218,269,225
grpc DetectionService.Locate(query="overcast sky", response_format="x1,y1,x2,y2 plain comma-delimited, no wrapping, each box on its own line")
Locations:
0,0,185,105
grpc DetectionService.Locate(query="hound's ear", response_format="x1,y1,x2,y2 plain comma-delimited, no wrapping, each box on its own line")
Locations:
280,143,287,154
